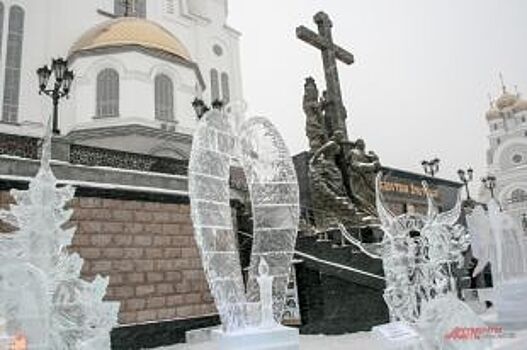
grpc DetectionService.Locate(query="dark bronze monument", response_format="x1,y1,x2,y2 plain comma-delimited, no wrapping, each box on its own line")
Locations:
297,11,381,233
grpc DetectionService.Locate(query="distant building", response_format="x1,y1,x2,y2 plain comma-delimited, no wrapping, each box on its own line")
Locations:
482,82,527,234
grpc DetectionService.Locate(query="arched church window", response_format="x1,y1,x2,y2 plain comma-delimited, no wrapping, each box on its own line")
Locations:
0,3,4,56
96,68,119,118
210,69,220,102
114,0,146,18
221,72,230,104
2,5,24,124
155,74,174,121
511,189,527,203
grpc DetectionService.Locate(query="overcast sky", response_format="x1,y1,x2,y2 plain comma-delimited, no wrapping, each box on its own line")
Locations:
228,0,527,196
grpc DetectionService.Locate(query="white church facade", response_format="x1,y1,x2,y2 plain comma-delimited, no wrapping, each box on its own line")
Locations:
0,0,243,158
483,83,527,233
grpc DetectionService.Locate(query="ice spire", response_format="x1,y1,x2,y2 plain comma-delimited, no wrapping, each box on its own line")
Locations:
40,116,53,174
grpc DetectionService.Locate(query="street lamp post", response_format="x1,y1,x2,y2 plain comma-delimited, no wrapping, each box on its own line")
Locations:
481,175,497,200
37,58,74,135
457,167,474,200
191,98,224,120
421,158,440,177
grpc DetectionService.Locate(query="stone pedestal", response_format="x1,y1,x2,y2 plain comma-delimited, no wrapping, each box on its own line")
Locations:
213,326,299,350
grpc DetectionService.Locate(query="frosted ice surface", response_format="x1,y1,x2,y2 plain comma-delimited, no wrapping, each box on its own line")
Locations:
0,119,119,349
189,109,299,333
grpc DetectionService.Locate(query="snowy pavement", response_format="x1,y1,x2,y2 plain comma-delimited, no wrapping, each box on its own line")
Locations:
155,332,383,350
154,327,527,350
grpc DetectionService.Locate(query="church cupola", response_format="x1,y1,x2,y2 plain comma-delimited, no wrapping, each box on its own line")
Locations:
512,97,527,114
69,17,193,63
62,17,205,137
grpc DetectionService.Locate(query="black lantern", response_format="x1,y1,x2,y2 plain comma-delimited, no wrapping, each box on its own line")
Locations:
62,70,75,94
211,99,224,110
457,167,474,200
36,66,51,91
191,98,210,120
421,158,440,177
481,175,497,200
51,58,68,82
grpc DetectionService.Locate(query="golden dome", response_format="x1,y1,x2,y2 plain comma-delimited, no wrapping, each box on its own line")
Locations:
69,18,191,61
513,98,527,113
495,91,518,110
486,107,501,121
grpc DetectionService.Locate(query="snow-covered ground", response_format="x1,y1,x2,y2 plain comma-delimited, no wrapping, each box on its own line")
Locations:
156,332,383,350
155,327,527,350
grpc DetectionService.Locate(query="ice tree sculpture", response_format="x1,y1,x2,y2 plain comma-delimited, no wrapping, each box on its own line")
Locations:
0,120,119,349
189,108,299,333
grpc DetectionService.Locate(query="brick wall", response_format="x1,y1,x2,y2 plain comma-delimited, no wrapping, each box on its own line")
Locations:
0,190,15,233
0,190,217,326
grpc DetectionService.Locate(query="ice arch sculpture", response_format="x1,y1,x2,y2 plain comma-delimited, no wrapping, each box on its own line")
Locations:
189,109,299,333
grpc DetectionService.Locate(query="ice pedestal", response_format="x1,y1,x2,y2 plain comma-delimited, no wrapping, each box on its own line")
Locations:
213,326,299,350
372,322,427,350
494,277,527,329
0,318,9,350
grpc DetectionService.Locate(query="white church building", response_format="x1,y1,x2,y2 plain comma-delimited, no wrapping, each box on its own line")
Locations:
483,82,527,233
0,0,243,158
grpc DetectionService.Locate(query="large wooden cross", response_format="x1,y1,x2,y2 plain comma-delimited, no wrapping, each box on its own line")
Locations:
296,12,354,140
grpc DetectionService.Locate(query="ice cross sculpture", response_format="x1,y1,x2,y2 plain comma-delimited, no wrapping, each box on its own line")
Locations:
0,118,119,349
374,173,469,324
189,108,300,333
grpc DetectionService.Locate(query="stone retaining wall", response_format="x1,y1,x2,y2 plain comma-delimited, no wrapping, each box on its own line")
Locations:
0,189,217,326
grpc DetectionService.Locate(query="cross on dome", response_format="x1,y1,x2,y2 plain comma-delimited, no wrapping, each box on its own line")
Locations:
121,0,135,17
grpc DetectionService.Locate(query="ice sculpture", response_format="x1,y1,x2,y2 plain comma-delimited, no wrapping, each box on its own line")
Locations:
418,294,491,350
0,119,119,349
257,259,276,329
372,174,491,349
188,108,299,334
375,173,470,324
467,200,527,328
468,200,527,283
